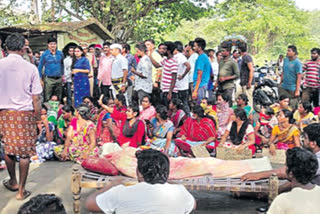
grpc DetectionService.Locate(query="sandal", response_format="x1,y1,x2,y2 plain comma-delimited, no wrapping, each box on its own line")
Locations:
16,190,31,200
2,179,18,192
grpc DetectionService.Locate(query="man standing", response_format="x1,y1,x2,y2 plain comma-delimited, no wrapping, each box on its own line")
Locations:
238,43,255,107
121,43,137,105
185,41,198,96
38,37,64,102
81,42,97,97
302,48,320,107
98,42,114,99
192,38,211,103
0,33,42,200
174,41,191,115
217,42,239,107
279,45,302,109
0,37,5,59
23,39,34,64
149,42,178,107
110,44,128,100
131,44,153,103
63,46,74,106
145,39,163,106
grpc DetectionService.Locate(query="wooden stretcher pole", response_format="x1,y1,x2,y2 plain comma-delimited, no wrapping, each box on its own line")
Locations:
71,166,82,214
268,173,279,204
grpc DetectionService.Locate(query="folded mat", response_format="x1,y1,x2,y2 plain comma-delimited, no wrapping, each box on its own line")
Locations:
105,147,272,180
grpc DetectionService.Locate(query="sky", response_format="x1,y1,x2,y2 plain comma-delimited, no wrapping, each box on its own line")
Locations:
295,0,320,10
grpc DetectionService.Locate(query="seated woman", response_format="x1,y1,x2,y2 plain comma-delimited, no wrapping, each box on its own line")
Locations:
56,105,74,145
175,105,217,155
269,109,300,155
54,104,99,164
139,95,156,121
232,94,254,123
83,96,99,122
147,105,179,157
96,97,120,145
200,98,217,122
268,148,320,214
114,94,127,113
33,105,57,162
215,93,233,138
254,106,278,148
220,108,256,155
270,94,292,115
293,101,318,131
168,98,187,129
99,102,145,148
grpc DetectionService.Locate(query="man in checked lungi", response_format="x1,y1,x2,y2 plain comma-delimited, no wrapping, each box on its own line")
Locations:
0,33,42,200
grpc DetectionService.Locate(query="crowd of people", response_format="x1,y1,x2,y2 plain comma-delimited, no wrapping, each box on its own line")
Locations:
0,32,320,213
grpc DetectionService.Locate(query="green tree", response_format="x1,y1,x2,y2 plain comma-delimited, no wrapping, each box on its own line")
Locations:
163,0,317,62
54,0,209,41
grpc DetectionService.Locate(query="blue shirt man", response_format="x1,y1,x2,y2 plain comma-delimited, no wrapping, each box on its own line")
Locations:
38,37,64,101
279,45,302,109
281,57,302,91
38,49,64,78
193,53,211,89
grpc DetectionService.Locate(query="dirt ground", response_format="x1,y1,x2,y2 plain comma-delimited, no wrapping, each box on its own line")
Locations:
0,161,268,214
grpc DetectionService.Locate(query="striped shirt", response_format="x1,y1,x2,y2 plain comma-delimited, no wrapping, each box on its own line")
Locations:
160,58,178,93
303,60,320,88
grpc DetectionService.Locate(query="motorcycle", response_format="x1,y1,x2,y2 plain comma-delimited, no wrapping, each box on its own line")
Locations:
253,78,279,113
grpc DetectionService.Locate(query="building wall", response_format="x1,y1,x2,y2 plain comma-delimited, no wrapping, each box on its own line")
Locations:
58,27,104,50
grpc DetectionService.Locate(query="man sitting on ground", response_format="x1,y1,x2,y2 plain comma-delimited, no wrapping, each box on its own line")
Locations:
85,149,196,213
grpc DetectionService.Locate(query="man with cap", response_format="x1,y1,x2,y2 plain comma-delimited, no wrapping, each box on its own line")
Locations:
110,44,129,99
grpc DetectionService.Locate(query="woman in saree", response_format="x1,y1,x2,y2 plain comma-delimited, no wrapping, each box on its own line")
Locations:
174,105,217,155
215,93,233,138
56,105,74,145
254,106,278,149
232,94,254,123
220,108,256,155
99,101,145,148
269,109,300,155
293,101,318,131
54,104,99,164
138,95,156,121
96,97,120,146
147,105,179,157
72,46,91,107
168,98,187,129
200,98,217,124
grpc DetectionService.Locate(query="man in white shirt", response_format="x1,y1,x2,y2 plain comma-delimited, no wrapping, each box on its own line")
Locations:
174,41,191,115
185,41,198,105
85,149,196,214
131,44,153,104
268,147,320,214
110,43,128,101
63,46,74,106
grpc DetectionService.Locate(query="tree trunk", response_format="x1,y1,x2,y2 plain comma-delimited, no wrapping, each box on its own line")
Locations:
31,0,40,23
51,0,55,21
